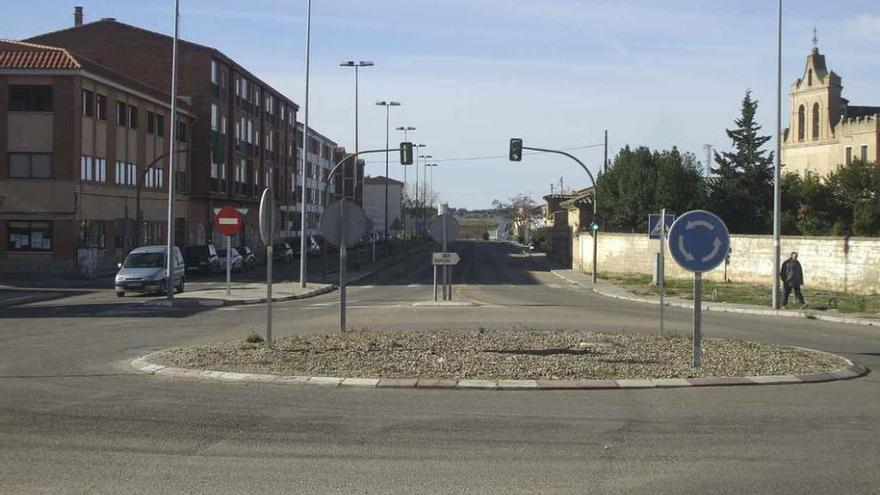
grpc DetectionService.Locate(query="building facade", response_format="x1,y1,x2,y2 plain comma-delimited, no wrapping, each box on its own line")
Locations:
782,46,879,177
26,11,304,251
363,175,402,236
0,40,195,275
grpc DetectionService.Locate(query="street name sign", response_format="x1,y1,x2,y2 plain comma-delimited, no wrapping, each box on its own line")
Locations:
432,252,460,265
648,213,675,239
214,207,243,236
667,210,730,273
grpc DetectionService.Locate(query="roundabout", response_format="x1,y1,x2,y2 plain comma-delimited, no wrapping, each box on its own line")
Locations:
136,329,866,390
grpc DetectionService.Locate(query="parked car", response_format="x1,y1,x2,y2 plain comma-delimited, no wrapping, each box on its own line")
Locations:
184,244,219,274
218,247,244,272
238,246,256,271
115,245,185,297
272,242,294,263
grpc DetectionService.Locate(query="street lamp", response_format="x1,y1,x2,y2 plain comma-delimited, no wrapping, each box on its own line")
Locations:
417,154,432,234
340,61,374,202
426,163,438,209
376,100,401,246
164,0,181,301
299,0,313,289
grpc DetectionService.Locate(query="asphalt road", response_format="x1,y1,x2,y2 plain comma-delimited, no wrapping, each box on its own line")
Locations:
0,241,878,494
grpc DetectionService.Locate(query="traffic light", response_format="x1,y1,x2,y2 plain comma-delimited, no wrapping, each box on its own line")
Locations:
591,222,600,231
400,142,414,165
509,138,522,162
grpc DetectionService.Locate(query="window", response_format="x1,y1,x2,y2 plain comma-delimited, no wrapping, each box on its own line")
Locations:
8,221,52,252
221,116,227,135
797,105,805,142
115,162,137,186
211,104,219,131
8,153,52,178
9,85,53,112
96,94,107,120
861,145,868,163
178,122,188,143
116,101,127,125
113,219,126,249
82,89,94,117
129,105,139,129
80,155,93,181
211,59,219,84
156,114,165,137
145,167,164,189
79,220,106,249
812,103,820,141
845,146,853,166
89,157,107,183
147,111,156,134
807,68,813,86
235,122,241,143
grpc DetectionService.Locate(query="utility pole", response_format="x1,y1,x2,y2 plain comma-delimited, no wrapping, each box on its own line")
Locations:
603,129,608,173
703,144,715,176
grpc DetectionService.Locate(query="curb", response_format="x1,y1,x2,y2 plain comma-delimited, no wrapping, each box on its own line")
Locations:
130,352,868,391
551,270,880,328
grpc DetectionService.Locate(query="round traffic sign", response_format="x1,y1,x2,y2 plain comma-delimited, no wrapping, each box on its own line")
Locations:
215,206,243,236
319,200,368,248
667,210,730,273
428,215,459,244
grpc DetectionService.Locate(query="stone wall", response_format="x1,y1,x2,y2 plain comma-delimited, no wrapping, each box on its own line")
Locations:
578,232,880,295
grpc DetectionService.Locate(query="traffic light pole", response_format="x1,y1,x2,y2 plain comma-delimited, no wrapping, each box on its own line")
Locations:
521,145,599,284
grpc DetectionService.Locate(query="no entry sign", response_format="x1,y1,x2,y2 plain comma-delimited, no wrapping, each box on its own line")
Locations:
215,206,243,236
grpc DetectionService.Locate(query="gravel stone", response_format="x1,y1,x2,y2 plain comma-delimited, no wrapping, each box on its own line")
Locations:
151,329,848,380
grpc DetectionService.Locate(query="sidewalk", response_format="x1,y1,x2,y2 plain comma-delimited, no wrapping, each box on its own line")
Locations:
551,268,880,328
148,243,431,308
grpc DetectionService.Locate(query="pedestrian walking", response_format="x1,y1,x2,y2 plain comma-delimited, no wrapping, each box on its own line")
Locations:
780,251,806,307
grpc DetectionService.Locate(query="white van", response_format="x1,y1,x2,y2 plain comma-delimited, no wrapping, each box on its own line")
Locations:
115,245,185,297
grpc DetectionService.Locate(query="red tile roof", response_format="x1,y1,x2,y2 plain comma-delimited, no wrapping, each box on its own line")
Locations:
0,40,81,69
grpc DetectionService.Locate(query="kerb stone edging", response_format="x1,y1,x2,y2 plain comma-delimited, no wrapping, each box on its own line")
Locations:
550,270,880,328
131,351,868,391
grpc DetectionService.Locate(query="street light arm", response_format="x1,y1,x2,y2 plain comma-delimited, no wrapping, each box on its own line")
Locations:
522,146,597,214
322,147,404,198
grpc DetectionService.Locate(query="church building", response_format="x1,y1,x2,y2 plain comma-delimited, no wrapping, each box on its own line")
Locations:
781,41,879,178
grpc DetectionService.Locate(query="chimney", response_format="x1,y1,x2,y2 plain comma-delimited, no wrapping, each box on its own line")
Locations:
74,6,83,26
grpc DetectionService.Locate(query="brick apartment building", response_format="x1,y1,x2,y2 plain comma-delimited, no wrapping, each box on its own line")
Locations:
25,9,306,254
0,39,195,275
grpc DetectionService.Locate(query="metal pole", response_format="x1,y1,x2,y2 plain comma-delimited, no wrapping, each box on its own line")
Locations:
603,129,608,173
772,0,783,309
442,209,448,300
433,265,438,301
226,235,231,296
415,155,419,236
266,243,273,344
165,0,180,301
592,193,598,284
299,0,312,288
384,105,390,253
339,203,347,332
693,272,702,367
659,208,665,337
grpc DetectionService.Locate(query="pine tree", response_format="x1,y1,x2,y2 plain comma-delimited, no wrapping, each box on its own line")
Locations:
709,90,775,233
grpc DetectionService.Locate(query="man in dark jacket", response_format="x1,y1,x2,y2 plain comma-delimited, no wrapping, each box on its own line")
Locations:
780,251,805,307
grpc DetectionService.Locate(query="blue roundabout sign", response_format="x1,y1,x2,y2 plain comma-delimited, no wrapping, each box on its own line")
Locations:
667,210,730,273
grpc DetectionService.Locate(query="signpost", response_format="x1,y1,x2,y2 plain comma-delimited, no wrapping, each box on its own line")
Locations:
214,207,243,296
648,211,674,336
319,199,368,332
259,189,274,345
432,252,460,265
428,207,459,301
667,210,730,367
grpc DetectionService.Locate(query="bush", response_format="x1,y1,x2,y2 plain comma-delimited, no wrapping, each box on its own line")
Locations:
245,333,264,343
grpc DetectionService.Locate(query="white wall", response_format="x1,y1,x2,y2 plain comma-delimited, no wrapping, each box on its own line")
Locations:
578,232,880,295
364,182,402,234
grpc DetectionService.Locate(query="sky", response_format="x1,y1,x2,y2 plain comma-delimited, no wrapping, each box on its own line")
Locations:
4,1,880,209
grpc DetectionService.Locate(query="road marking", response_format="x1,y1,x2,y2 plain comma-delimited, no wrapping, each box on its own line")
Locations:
407,284,421,288
217,307,240,311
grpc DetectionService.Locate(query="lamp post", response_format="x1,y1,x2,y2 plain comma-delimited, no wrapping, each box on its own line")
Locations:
426,163,438,209
376,101,400,248
411,144,425,235
164,0,181,301
417,154,432,235
772,0,783,309
340,61,373,203
299,0,313,288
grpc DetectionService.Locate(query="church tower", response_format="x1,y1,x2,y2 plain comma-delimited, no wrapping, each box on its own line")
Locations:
787,40,842,145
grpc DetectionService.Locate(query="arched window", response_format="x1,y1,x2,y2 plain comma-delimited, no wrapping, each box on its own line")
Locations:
797,105,805,141
812,103,820,140
808,69,813,86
